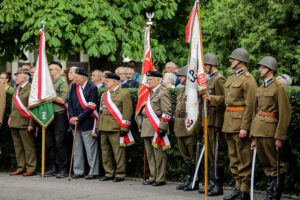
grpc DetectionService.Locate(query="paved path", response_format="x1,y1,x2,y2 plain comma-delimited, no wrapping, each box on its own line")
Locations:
0,173,296,200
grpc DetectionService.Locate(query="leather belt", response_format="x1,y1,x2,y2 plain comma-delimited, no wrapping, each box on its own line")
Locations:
258,111,277,118
226,106,245,112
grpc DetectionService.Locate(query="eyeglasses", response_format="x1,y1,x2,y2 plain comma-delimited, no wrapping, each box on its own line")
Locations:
49,69,56,71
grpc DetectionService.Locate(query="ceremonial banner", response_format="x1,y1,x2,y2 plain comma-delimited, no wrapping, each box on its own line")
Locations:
185,1,207,134
28,29,56,128
135,23,154,127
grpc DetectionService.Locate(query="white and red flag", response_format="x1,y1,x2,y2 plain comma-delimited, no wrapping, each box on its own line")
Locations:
185,1,207,134
135,25,154,127
28,28,56,128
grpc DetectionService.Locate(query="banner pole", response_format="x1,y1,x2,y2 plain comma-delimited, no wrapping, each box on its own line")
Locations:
41,127,45,178
204,97,208,200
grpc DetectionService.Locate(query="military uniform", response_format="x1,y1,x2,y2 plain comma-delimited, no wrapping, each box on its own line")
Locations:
98,86,133,180
45,76,69,177
250,56,291,200
174,86,198,190
210,68,257,195
10,81,37,173
141,85,172,184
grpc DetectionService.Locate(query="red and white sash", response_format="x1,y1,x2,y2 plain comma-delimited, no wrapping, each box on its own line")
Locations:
145,95,171,150
76,84,99,137
14,86,30,119
104,91,135,147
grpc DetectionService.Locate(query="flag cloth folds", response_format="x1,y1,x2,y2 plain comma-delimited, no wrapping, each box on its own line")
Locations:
28,30,56,128
135,25,154,127
184,1,207,135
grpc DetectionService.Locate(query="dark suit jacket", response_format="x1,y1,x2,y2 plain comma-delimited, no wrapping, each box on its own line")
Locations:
68,81,98,131
121,80,140,88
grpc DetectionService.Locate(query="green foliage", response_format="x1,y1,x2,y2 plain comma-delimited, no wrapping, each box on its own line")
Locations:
1,0,298,84
1,87,300,194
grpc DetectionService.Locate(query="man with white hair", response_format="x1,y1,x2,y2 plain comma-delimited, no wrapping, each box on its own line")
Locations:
115,67,128,88
98,73,133,182
68,66,78,86
124,67,139,88
164,62,181,86
138,70,172,186
68,68,99,179
276,74,292,86
91,69,105,88
8,68,37,176
162,73,177,88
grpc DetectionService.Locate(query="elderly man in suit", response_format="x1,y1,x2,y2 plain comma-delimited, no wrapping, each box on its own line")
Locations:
68,68,99,179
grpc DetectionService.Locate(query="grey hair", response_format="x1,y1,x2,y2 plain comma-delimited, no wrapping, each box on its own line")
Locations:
115,66,124,74
166,62,177,69
70,66,78,71
20,73,30,81
164,73,177,85
125,67,134,73
94,69,103,78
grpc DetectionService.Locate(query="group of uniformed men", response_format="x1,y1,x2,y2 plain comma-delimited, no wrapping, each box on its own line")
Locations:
7,47,291,200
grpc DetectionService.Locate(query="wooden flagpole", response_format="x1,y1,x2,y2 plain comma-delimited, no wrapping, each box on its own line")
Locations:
41,127,45,178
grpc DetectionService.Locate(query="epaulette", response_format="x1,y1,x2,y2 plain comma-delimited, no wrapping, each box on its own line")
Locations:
244,72,251,77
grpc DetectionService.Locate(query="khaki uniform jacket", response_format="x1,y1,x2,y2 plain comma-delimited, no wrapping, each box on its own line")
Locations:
98,87,133,132
250,80,291,140
53,76,69,113
210,69,257,133
201,71,225,128
0,83,6,123
10,82,34,128
141,86,172,137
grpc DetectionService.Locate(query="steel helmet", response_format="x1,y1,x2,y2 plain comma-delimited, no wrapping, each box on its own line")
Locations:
204,53,219,66
229,48,249,63
258,56,278,72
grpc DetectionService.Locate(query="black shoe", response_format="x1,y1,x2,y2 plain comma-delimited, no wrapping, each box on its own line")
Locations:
44,166,58,177
143,180,155,185
198,166,216,193
183,181,199,191
235,191,250,200
113,177,124,182
72,174,84,179
152,181,166,186
208,185,223,196
56,168,67,178
223,189,241,200
177,163,192,190
85,175,96,180
99,176,114,181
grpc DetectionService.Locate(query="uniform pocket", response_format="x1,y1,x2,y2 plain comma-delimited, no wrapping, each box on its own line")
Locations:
231,111,243,119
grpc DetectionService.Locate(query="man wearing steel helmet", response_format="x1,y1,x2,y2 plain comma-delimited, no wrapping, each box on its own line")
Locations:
250,56,291,200
198,53,226,196
203,48,257,200
174,66,199,191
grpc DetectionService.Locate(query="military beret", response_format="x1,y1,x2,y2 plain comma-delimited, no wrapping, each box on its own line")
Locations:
178,66,187,76
75,68,88,77
14,68,31,77
105,73,120,80
146,70,162,78
49,61,63,69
